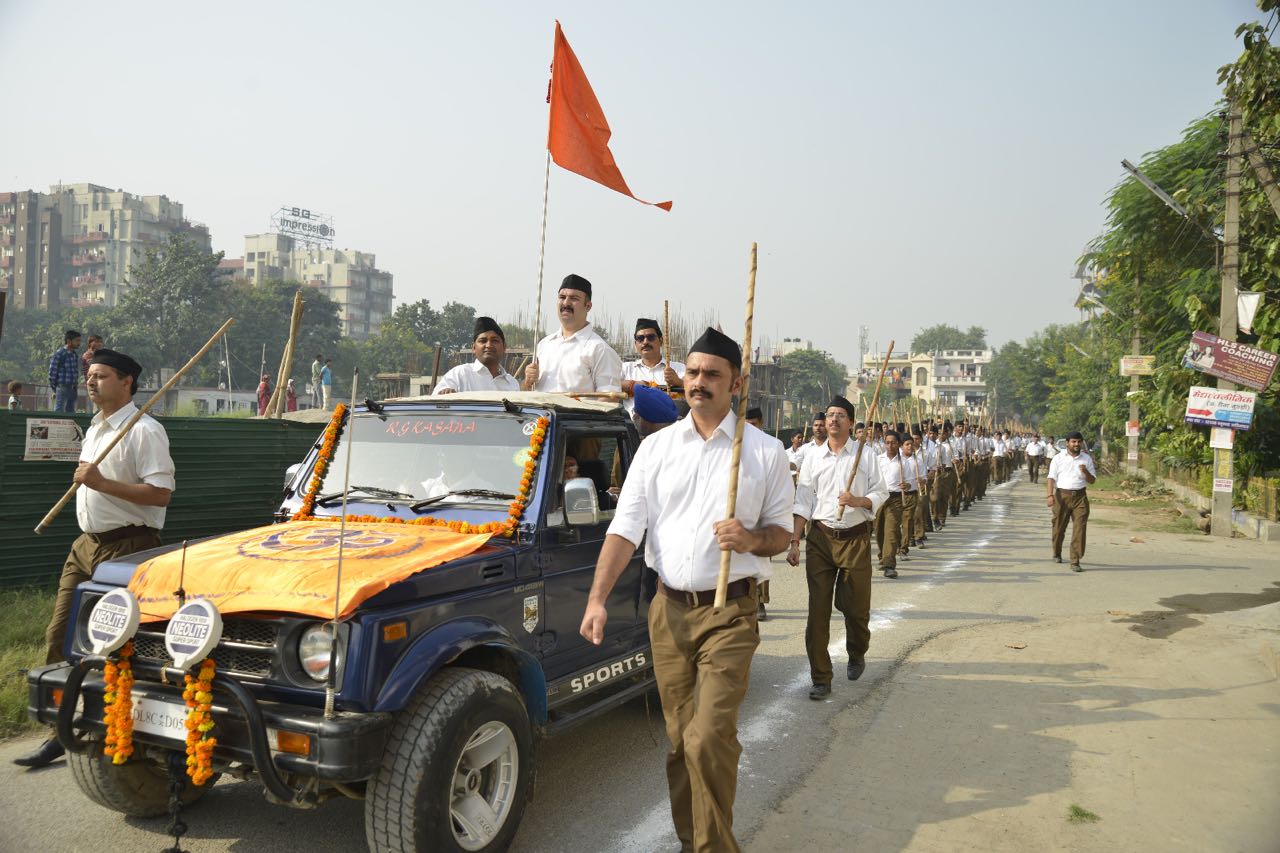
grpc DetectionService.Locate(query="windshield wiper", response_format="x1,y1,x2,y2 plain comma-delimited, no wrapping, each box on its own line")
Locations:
410,489,517,511
316,485,415,506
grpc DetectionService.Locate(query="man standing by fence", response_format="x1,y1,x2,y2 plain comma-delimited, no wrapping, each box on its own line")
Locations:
48,330,82,413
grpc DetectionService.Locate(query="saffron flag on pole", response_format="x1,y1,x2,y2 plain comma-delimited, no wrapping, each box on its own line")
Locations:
547,21,672,211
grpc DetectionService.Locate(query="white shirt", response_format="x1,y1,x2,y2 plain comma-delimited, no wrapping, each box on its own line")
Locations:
76,401,175,533
533,324,623,393
433,360,521,394
793,438,888,529
936,439,953,468
621,357,685,412
608,410,793,591
1045,442,1059,459
878,451,914,493
1047,451,1096,490
1026,440,1046,457
786,444,805,468
992,439,1006,457
900,453,926,490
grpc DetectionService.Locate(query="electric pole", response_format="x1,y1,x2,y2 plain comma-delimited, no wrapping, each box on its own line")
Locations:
1212,106,1242,537
1128,269,1140,475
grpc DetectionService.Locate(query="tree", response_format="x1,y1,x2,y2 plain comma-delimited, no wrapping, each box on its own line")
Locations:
782,349,848,415
910,324,987,353
222,280,343,390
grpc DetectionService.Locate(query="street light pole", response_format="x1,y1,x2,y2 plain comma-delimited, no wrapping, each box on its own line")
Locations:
1212,106,1242,537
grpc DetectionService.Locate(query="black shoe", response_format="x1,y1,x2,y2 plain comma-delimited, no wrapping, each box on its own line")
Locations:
882,567,898,578
757,602,768,621
12,738,64,768
1053,555,1062,564
847,658,866,680
1071,563,1083,572
809,683,831,700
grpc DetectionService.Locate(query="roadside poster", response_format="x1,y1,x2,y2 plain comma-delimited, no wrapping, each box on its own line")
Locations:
1184,386,1256,431
1209,427,1234,450
1119,356,1156,376
1125,420,1140,437
1213,478,1234,494
1181,331,1278,391
23,418,84,461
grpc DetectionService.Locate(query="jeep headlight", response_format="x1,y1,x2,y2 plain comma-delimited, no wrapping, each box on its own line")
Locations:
298,623,342,682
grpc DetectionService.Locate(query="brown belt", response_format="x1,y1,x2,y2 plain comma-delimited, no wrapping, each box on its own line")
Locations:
813,519,870,540
658,578,754,607
86,524,158,545
1056,488,1087,495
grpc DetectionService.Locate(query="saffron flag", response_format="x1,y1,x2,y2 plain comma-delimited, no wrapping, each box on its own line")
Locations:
128,521,495,622
547,21,672,211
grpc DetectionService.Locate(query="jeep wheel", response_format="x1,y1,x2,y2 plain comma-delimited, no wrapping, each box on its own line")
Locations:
68,744,213,818
365,667,533,852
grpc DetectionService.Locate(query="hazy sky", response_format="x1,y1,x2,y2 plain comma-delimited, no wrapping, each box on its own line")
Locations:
0,1,1259,368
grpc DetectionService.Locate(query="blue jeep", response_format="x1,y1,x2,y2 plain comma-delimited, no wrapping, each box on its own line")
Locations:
27,392,655,852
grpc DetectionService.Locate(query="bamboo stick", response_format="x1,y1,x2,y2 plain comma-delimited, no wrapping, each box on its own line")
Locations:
714,243,758,610
837,342,894,521
267,290,305,418
35,318,236,534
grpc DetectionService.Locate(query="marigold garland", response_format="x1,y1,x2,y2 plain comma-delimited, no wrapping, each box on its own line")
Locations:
292,403,349,520
183,658,217,786
292,415,550,537
102,641,135,764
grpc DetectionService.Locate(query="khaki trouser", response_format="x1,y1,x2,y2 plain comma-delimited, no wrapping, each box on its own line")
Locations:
919,476,935,533
1028,455,1042,483
650,589,759,853
876,493,903,568
899,491,918,547
1052,488,1090,563
757,579,770,605
804,524,873,685
935,468,953,523
46,529,162,664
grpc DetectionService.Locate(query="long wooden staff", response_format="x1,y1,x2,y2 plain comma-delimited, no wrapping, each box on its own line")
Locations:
837,341,894,521
35,318,236,534
663,299,672,370
714,243,757,610
267,290,305,418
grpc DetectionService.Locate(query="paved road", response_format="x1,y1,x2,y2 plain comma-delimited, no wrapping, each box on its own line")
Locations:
3,472,1276,852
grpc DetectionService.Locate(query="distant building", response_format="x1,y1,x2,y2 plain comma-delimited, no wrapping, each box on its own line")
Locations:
231,234,394,340
0,184,210,309
856,347,991,418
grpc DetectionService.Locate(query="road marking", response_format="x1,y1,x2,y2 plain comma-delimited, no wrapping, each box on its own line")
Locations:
614,486,1012,851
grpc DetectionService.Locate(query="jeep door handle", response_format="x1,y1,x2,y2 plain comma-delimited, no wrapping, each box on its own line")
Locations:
481,563,507,579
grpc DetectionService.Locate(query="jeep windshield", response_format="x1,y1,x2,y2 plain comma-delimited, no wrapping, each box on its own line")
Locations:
311,411,542,508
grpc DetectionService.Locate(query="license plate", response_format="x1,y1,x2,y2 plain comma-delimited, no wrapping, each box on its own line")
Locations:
130,695,188,742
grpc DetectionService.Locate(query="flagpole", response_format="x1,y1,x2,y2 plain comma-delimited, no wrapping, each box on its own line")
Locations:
533,149,552,361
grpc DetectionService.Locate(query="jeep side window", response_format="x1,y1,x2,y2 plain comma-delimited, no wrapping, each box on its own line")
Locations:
554,431,626,516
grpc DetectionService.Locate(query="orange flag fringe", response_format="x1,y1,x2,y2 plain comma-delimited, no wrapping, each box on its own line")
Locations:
547,21,672,211
128,521,495,623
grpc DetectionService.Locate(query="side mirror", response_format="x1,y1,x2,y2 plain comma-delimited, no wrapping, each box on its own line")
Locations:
284,462,303,491
563,476,601,526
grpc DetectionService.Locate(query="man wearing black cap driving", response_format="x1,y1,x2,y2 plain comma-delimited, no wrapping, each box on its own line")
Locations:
15,349,174,769
523,274,623,394
580,327,792,852
433,317,521,394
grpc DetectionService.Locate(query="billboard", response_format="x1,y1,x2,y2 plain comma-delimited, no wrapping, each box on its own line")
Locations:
271,206,335,248
1183,385,1256,431
1182,331,1278,392
1119,355,1156,376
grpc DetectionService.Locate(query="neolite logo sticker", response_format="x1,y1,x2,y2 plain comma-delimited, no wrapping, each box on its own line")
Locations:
87,588,140,655
165,600,223,670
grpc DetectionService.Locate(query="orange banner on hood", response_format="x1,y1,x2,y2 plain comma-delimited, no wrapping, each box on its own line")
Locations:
129,521,495,623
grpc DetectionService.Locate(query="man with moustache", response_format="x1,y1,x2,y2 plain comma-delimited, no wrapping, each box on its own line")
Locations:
1046,431,1097,571
16,348,173,769
797,411,828,469
789,395,888,699
580,328,792,852
433,317,521,393
523,274,623,394
621,317,684,413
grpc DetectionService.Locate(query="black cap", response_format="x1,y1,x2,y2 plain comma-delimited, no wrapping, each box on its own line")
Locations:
473,316,505,342
746,407,763,421
827,395,855,417
560,273,592,298
89,348,142,379
812,411,826,421
688,327,741,370
635,318,662,337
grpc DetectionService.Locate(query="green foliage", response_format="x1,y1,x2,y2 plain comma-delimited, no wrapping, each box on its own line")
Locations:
224,279,343,390
0,587,53,738
910,324,987,353
781,348,849,415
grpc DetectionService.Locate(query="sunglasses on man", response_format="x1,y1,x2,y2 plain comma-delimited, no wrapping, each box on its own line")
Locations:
634,333,659,342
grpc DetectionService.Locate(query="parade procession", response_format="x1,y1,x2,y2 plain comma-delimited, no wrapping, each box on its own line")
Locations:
2,6,1280,853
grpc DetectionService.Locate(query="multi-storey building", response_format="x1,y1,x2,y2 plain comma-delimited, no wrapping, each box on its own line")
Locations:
856,347,991,418
232,235,395,340
0,184,210,309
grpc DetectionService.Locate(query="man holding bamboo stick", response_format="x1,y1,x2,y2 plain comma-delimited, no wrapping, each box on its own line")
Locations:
16,349,174,769
789,395,888,700
523,274,622,394
580,327,791,852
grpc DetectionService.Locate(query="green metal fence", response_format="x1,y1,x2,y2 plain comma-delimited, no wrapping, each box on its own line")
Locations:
0,411,324,588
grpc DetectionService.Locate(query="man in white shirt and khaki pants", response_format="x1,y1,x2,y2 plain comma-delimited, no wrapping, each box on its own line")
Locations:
1046,431,1096,571
580,327,792,853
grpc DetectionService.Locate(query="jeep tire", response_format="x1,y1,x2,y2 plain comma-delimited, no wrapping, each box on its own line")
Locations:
365,667,533,852
68,743,213,818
